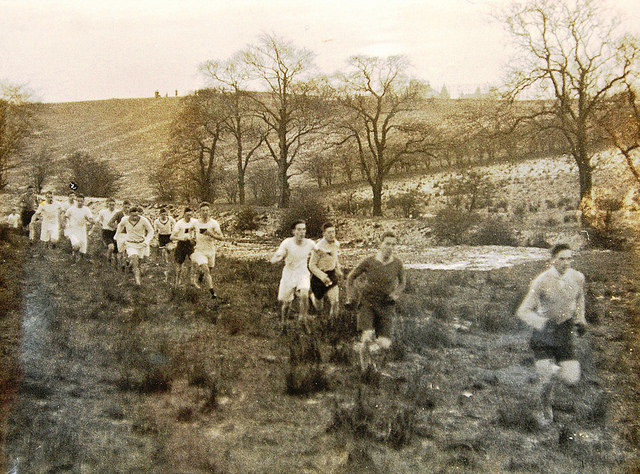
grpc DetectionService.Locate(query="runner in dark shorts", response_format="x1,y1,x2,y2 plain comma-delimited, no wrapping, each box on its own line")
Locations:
175,239,194,264
517,243,587,428
169,207,197,287
102,229,117,247
310,269,338,301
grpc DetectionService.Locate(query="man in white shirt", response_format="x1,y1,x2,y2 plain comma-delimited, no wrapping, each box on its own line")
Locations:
64,194,94,261
60,192,76,243
271,219,316,326
517,243,587,427
191,202,226,300
32,191,63,248
6,208,20,229
97,198,119,264
170,207,197,288
115,206,154,286
108,200,131,270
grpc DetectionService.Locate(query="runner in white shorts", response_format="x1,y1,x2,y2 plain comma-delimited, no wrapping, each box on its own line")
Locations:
191,202,226,300
154,206,176,265
115,206,154,285
170,207,198,288
32,191,63,248
64,194,94,262
60,192,76,243
271,219,315,325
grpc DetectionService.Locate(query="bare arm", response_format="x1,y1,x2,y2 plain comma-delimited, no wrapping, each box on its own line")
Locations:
516,283,547,330
271,241,287,264
308,248,328,281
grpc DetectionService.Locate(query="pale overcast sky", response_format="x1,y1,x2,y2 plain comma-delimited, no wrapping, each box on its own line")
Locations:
1,0,639,103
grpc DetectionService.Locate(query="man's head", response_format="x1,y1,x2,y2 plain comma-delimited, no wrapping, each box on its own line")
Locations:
11,208,18,214
129,206,141,219
291,219,306,241
198,202,210,220
378,231,397,260
322,222,336,243
107,198,115,210
26,186,34,195
68,192,76,203
551,243,573,275
45,191,53,203
183,207,193,221
159,206,168,218
122,200,131,214
76,194,85,207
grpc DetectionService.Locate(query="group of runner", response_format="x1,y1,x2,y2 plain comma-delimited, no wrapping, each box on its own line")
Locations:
8,187,589,429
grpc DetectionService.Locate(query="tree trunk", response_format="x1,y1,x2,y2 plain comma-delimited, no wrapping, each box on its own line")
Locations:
575,150,592,202
278,161,290,208
372,180,383,217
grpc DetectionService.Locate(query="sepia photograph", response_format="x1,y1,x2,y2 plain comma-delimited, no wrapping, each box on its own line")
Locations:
1,0,639,471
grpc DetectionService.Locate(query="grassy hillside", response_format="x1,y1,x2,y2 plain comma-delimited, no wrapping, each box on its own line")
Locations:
20,97,182,198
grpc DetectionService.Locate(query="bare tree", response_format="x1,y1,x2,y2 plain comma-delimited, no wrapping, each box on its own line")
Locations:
243,34,325,208
0,84,34,190
503,0,639,202
333,55,436,216
65,151,122,197
28,146,55,192
599,77,640,188
200,53,267,204
166,89,228,203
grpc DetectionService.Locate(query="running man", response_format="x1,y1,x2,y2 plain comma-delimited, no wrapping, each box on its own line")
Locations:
108,200,131,270
60,192,76,243
271,220,316,326
115,206,154,286
517,243,587,427
346,231,406,370
64,194,94,262
169,207,197,288
308,222,343,321
191,202,227,300
19,185,38,240
6,208,20,229
32,191,63,248
97,198,119,264
154,206,175,265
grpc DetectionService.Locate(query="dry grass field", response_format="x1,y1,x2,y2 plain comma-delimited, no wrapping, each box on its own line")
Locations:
1,223,639,472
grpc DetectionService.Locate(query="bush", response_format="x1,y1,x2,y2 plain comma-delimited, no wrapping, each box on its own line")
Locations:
235,206,259,231
277,194,329,239
333,192,370,216
64,150,122,197
430,208,480,245
528,233,550,248
386,191,423,218
469,218,518,247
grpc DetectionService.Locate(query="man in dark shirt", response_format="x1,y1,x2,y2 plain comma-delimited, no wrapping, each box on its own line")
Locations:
346,231,405,370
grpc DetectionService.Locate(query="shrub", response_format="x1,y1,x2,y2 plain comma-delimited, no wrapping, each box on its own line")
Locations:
563,214,578,223
386,191,423,218
333,192,370,216
469,218,518,246
513,203,527,220
528,233,550,248
543,216,559,227
63,150,122,197
285,364,328,396
430,208,479,245
235,206,259,231
277,194,329,239
385,407,417,449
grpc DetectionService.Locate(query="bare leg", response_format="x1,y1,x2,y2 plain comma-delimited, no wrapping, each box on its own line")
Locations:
130,255,141,285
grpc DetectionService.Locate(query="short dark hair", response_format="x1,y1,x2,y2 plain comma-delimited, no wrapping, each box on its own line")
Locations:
76,194,85,199
159,206,168,212
184,207,193,213
551,243,571,257
380,231,397,241
291,219,306,230
322,222,335,232
122,200,131,206
129,206,141,213
199,201,211,209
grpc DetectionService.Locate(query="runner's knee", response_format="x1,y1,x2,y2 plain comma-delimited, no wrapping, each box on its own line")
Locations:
559,360,580,385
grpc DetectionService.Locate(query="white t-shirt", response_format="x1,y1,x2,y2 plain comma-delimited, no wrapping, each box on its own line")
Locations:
98,208,118,230
118,215,154,243
274,237,315,274
194,218,221,254
65,206,93,231
35,202,62,225
171,218,198,241
7,213,19,228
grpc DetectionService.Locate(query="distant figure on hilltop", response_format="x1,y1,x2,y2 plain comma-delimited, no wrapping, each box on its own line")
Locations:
155,90,160,98
175,90,178,97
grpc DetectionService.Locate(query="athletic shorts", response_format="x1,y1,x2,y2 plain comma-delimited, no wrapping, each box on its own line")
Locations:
158,234,171,248
530,319,575,362
310,270,339,301
116,234,127,253
67,228,88,254
21,210,35,228
357,298,396,339
278,269,311,303
175,240,194,264
125,241,149,258
102,229,116,246
191,250,215,267
40,221,59,243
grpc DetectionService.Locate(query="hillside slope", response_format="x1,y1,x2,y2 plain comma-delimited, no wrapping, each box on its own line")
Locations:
21,97,181,198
